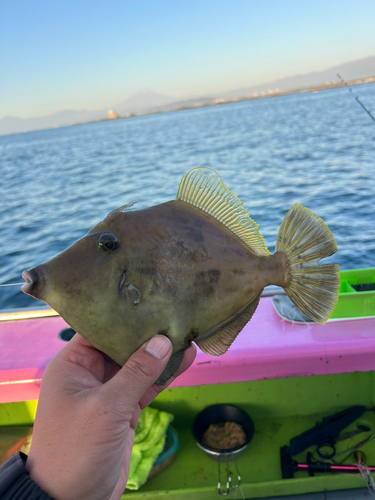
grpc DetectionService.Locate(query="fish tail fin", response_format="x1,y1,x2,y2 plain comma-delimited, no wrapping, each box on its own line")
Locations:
275,204,340,324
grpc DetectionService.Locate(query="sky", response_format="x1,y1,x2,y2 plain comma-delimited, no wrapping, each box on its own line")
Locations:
1,0,374,119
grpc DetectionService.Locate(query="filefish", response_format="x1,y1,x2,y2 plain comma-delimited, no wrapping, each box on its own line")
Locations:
22,168,340,383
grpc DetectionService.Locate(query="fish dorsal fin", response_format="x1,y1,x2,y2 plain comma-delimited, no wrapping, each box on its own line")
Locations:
176,168,270,256
196,293,261,356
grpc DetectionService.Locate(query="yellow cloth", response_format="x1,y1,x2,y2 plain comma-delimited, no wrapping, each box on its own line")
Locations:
126,407,174,490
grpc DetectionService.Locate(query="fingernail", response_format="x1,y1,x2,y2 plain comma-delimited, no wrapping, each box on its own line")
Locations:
145,335,172,360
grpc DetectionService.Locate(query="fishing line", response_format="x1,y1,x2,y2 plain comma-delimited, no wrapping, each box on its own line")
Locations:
0,283,24,287
234,485,245,499
356,461,375,497
337,73,375,123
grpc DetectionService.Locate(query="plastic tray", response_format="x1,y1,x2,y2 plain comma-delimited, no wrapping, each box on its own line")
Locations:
331,268,375,320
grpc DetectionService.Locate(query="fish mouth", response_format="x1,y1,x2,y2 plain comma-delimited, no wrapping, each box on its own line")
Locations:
21,268,43,298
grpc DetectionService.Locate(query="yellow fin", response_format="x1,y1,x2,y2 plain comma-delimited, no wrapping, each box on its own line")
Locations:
177,168,270,256
276,204,340,324
196,293,261,356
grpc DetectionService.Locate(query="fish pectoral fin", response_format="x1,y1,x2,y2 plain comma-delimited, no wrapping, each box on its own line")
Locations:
196,293,261,356
124,284,142,305
125,264,155,305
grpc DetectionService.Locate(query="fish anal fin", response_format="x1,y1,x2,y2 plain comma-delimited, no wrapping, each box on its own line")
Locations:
196,293,261,356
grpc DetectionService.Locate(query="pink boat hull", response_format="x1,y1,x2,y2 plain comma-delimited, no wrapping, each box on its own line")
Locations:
1,297,375,403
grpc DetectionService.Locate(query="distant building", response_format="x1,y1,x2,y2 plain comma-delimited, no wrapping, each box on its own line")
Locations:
108,109,119,120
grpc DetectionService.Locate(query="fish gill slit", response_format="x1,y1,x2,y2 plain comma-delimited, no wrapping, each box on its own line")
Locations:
118,269,127,292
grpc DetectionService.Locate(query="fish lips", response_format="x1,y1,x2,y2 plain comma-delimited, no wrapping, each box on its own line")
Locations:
21,267,44,299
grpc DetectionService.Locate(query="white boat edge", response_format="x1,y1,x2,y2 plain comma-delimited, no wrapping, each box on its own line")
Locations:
0,307,59,322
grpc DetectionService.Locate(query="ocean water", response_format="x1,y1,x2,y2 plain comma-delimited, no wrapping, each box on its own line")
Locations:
1,83,374,311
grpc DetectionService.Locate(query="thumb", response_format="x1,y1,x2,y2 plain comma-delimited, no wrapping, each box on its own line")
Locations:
108,335,173,407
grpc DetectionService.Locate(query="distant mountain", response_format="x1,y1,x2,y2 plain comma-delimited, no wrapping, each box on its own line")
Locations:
221,56,375,99
0,56,374,136
114,89,177,114
0,90,177,136
0,109,107,136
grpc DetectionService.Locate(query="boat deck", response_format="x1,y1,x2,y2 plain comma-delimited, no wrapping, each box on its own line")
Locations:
253,490,374,499
1,298,375,498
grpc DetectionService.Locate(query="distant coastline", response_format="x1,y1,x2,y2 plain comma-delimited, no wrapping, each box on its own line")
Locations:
56,76,375,129
1,76,374,137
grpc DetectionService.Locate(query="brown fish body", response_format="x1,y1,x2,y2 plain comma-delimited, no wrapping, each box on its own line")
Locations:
22,169,339,382
33,200,286,365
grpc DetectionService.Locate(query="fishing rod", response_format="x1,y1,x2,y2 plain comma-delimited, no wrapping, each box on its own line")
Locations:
337,73,375,123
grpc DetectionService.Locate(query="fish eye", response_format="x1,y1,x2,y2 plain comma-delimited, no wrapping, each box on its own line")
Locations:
98,233,120,251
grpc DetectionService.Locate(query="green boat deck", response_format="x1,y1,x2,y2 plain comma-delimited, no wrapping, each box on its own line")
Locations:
2,371,375,499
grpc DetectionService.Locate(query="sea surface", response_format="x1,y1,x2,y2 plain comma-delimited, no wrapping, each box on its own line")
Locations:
1,83,374,311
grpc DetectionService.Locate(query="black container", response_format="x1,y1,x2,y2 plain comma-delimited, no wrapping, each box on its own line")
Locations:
193,404,254,462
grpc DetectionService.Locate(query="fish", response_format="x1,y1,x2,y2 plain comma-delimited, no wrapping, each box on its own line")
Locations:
22,168,340,384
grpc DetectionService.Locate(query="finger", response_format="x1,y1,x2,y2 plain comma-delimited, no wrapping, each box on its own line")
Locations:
131,344,196,426
57,333,121,385
138,343,197,409
68,335,122,382
68,333,94,349
169,343,197,380
129,403,143,430
58,333,101,366
41,334,93,385
107,335,173,411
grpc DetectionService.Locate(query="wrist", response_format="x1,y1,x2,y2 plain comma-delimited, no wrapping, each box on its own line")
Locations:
0,452,54,499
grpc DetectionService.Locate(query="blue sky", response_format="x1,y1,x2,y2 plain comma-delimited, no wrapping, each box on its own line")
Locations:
1,0,374,119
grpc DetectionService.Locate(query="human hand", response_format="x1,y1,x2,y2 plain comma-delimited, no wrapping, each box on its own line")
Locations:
25,334,196,500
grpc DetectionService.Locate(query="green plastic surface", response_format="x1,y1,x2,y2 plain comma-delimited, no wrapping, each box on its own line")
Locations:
2,373,375,498
331,268,375,319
